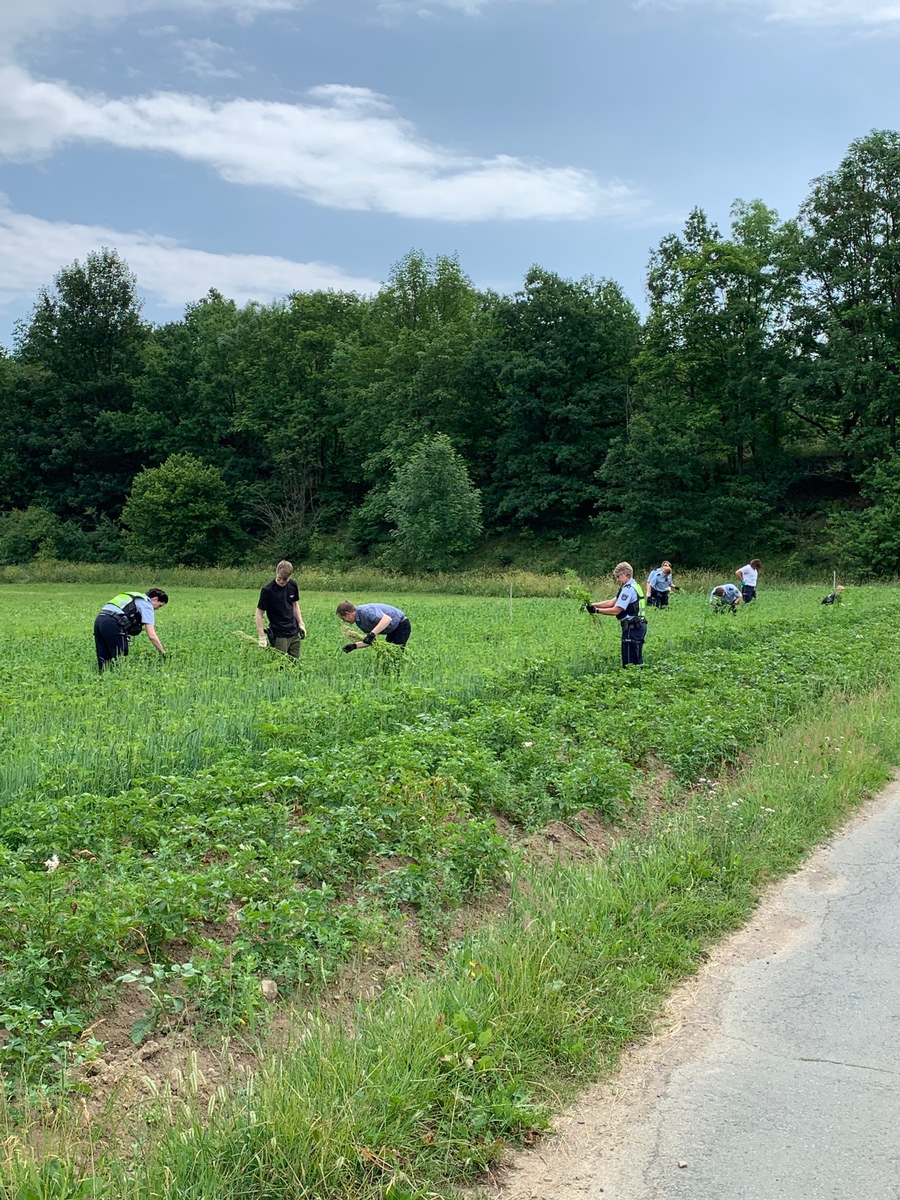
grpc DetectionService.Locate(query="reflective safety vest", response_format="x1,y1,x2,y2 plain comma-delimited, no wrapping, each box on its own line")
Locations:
620,581,646,623
107,592,150,637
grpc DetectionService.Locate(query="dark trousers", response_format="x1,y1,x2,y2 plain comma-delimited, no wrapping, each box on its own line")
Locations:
386,618,412,647
741,585,756,604
649,589,669,608
94,612,129,672
621,620,646,668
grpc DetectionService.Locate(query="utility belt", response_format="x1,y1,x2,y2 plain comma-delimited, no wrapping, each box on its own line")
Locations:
619,614,647,628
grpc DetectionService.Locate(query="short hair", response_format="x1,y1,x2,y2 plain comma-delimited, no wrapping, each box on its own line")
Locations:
147,588,169,604
336,600,356,617
614,562,633,577
661,560,672,570
713,587,725,596
749,559,762,570
275,560,294,581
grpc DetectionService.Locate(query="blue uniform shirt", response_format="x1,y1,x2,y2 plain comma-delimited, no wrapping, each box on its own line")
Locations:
354,603,406,634
615,581,641,619
648,568,672,592
710,584,741,604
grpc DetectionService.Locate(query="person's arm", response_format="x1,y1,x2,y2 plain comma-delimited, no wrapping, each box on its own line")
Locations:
587,596,624,617
357,613,392,646
255,607,267,647
293,600,306,637
735,568,744,580
144,625,165,656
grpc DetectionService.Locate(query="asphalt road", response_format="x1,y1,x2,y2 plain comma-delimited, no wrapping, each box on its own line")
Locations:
496,776,900,1200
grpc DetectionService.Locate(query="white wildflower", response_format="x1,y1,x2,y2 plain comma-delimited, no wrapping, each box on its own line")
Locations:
44,854,61,873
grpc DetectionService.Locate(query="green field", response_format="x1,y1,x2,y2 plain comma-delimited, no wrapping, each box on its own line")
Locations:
3,579,900,1196
0,581,893,1085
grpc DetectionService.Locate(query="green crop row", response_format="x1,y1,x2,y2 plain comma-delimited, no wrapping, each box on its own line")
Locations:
0,585,896,1093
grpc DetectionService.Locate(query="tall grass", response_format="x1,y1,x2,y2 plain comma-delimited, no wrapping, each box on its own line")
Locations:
0,560,864,594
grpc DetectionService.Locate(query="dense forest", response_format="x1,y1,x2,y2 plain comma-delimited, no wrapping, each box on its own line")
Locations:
2,130,900,574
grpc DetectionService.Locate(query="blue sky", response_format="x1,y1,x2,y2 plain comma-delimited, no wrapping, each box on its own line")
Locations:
0,0,898,346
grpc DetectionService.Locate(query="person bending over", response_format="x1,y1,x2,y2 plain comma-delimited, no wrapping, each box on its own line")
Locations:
710,584,742,614
337,600,411,652
94,588,168,671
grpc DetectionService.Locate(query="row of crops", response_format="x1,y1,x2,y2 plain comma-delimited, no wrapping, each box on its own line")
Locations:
1,583,897,1089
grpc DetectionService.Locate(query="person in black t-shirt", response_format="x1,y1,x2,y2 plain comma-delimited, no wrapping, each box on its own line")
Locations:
254,560,306,658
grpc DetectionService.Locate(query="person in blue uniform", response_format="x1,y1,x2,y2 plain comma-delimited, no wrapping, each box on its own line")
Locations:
94,588,168,671
337,600,411,651
709,583,742,614
587,562,647,667
647,560,675,608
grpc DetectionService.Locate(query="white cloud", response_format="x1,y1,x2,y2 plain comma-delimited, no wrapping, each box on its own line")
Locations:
0,65,644,221
0,199,380,315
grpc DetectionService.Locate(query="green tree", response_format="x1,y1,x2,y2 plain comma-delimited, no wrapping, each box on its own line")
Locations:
826,451,900,575
334,251,498,551
121,454,237,567
385,434,483,571
12,248,149,517
787,130,900,468
598,204,800,563
232,289,369,552
488,267,640,531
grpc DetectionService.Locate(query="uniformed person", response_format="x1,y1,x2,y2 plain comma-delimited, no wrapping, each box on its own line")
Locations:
709,583,742,614
587,562,647,667
647,560,675,608
94,588,168,671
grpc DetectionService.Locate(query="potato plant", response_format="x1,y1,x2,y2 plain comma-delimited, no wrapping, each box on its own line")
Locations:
1,582,897,1089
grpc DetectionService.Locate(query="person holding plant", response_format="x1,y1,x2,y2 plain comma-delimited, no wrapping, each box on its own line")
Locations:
337,600,411,652
94,588,168,671
255,560,306,658
710,584,742,614
735,558,761,604
586,562,647,667
647,560,676,608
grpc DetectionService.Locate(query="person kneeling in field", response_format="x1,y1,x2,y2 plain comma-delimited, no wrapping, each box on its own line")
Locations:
255,560,306,657
710,583,742,614
94,588,168,671
337,600,411,652
586,562,647,668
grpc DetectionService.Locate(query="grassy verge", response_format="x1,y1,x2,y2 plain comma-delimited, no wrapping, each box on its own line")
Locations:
4,678,900,1200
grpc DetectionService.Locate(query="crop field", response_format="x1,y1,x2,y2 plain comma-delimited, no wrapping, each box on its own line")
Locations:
1,580,899,1103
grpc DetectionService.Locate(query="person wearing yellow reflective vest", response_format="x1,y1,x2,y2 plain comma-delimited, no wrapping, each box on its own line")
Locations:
94,588,169,672
586,562,647,667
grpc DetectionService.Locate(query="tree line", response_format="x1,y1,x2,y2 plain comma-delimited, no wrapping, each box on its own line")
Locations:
2,130,900,574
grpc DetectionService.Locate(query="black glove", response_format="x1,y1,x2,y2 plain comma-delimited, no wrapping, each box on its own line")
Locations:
585,603,599,615
362,632,376,646
342,643,358,653
298,627,307,640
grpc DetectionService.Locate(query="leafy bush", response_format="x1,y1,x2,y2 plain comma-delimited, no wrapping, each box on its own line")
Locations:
385,434,483,571
121,453,239,567
826,451,900,576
